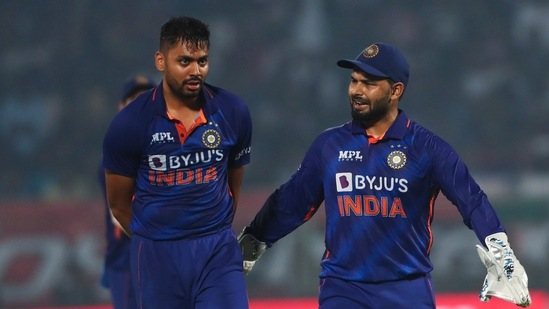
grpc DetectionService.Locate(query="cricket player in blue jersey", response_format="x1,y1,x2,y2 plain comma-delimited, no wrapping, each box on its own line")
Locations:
98,75,155,309
103,17,251,309
239,42,531,308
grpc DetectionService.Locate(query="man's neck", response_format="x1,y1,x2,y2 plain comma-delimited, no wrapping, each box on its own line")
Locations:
364,109,398,139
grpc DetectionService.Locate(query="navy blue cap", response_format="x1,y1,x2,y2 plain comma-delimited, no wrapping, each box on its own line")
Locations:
337,43,409,87
121,75,156,101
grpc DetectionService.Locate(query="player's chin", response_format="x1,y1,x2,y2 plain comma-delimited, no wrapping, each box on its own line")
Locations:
182,87,201,97
351,109,373,121
178,91,200,101
351,105,371,115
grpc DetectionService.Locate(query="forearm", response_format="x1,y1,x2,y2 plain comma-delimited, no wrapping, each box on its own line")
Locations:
109,202,133,237
468,203,505,243
249,189,302,244
105,170,136,237
228,166,245,213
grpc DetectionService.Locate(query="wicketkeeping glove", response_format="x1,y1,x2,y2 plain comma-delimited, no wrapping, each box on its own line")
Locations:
476,232,531,307
237,227,267,275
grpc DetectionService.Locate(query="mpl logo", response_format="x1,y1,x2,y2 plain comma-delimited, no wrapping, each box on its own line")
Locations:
151,132,175,144
338,150,363,161
335,172,353,192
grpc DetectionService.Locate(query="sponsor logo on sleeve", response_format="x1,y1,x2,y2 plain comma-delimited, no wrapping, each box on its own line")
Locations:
234,146,251,161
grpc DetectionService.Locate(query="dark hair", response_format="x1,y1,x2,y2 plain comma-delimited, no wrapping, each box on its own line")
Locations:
159,16,210,51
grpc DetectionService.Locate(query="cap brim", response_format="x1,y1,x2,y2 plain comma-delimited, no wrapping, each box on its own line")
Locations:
337,59,388,78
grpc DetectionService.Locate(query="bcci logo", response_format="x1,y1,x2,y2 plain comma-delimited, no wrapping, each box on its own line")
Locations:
202,129,221,149
387,150,406,169
363,44,379,58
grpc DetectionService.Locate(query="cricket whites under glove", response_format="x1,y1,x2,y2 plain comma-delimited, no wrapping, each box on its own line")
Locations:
476,232,531,307
237,227,267,275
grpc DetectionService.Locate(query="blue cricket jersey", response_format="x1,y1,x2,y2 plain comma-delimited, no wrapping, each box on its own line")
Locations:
103,82,252,240
250,110,504,282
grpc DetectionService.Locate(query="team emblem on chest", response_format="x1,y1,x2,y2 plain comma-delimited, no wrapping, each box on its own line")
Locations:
387,150,407,169
202,129,221,149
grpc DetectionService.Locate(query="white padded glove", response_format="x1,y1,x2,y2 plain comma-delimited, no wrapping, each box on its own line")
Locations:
476,232,531,307
237,227,267,275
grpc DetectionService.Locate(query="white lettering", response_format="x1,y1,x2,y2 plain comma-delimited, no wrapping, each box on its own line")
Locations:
355,175,366,189
235,147,251,161
180,153,192,166
384,177,395,191
149,150,226,170
151,132,175,144
366,175,376,188
338,150,362,161
338,151,349,159
398,179,408,193
215,150,224,161
169,156,181,169
341,174,409,193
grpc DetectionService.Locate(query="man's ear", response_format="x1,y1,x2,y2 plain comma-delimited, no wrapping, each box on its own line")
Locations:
155,51,165,71
391,82,405,100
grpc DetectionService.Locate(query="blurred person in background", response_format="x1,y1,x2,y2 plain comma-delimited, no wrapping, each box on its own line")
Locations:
99,75,156,309
103,16,252,308
239,42,531,308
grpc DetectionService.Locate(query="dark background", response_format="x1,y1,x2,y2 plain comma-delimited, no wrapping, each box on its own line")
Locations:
0,0,548,307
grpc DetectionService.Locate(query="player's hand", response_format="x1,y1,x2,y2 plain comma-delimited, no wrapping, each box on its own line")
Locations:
476,232,531,307
237,227,267,275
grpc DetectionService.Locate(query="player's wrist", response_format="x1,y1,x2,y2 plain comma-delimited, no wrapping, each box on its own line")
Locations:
238,226,268,275
241,225,267,244
485,232,508,246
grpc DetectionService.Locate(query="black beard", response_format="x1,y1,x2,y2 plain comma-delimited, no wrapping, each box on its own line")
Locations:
351,101,389,128
167,79,201,102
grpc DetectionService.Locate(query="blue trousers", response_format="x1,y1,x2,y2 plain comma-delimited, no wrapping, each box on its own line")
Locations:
102,268,137,309
131,228,249,309
319,274,436,309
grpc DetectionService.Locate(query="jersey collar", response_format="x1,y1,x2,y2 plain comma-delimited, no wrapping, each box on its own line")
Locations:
384,109,410,140
351,109,410,141
151,82,220,118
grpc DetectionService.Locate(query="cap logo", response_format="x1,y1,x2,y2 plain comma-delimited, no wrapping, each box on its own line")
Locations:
362,44,379,58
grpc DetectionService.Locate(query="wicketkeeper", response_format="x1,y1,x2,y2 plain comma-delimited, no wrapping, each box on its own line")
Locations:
239,42,531,308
